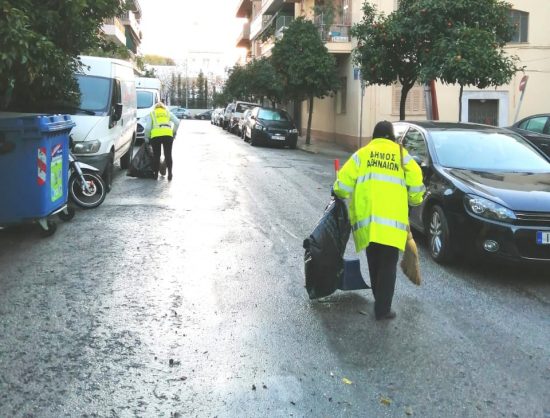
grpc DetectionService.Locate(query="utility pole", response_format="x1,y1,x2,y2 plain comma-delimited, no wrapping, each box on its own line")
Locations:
358,80,365,149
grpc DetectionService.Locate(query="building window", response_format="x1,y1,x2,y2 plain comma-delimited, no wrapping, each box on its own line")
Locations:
392,83,425,116
336,77,347,114
509,10,529,43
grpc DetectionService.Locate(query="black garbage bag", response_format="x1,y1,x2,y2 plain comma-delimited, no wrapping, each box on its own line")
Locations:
127,143,155,178
303,198,351,299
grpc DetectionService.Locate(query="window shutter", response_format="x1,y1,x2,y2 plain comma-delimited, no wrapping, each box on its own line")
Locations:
392,83,426,115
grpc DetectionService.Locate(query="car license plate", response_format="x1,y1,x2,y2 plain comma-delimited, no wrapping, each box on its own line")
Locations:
536,231,550,245
271,134,285,140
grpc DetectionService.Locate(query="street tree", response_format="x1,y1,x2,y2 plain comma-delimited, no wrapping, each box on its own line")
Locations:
411,0,521,120
223,65,251,102
352,0,520,121
0,0,125,111
271,17,340,144
197,71,206,108
351,2,423,120
143,55,176,66
246,58,283,107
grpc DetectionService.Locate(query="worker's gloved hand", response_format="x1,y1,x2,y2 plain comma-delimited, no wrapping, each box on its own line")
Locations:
330,187,339,200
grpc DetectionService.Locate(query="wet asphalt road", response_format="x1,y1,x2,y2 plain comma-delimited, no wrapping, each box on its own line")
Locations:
0,120,549,418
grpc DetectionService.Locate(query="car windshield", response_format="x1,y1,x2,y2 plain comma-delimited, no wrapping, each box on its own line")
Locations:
137,91,154,109
76,75,112,112
431,130,550,172
257,109,290,121
236,103,254,112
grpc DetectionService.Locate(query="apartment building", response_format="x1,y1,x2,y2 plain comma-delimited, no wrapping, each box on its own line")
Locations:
436,0,550,128
101,0,143,57
235,0,550,150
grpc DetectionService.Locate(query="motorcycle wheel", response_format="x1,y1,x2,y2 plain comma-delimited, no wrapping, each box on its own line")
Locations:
69,170,106,209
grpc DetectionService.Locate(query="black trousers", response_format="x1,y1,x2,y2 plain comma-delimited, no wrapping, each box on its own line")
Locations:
365,243,399,318
151,136,174,175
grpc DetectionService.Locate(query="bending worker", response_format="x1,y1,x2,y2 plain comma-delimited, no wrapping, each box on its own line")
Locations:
332,121,425,320
144,102,180,180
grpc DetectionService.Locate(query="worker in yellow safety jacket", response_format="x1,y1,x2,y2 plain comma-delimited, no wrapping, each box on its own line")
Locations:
144,102,180,180
333,121,425,320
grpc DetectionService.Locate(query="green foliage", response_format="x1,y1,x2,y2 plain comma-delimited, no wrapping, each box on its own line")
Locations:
351,1,423,120
0,0,125,111
212,91,230,109
224,65,252,102
271,17,339,143
196,70,206,108
246,58,283,106
143,54,176,66
352,0,521,120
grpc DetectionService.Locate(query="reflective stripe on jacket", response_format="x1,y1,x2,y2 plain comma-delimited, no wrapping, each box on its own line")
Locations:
150,108,173,139
333,138,425,252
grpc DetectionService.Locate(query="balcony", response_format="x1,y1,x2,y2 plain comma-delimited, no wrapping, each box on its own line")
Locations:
262,0,300,14
102,17,126,46
275,15,294,39
236,0,252,18
314,14,352,54
119,11,141,40
236,22,251,48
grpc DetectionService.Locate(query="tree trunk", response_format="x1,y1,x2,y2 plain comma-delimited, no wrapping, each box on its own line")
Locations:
458,84,463,122
399,81,414,121
306,95,314,145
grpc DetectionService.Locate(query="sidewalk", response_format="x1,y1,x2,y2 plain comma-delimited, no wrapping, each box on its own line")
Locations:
296,135,353,160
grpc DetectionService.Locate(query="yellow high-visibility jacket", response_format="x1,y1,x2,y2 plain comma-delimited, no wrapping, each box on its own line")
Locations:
333,138,425,252
150,107,174,139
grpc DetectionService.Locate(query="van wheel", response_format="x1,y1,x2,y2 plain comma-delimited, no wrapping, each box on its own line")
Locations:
120,137,134,169
103,153,114,193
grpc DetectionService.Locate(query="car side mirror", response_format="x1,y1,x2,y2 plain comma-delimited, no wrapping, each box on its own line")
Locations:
113,103,123,121
412,155,423,165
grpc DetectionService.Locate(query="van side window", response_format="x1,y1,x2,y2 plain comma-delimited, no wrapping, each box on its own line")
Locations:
109,80,122,128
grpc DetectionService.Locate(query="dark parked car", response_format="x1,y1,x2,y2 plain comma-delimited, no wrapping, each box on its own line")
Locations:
393,121,550,264
243,107,298,149
509,114,550,158
195,110,213,120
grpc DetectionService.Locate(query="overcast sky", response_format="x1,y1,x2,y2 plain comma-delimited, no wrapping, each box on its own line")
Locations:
139,0,245,64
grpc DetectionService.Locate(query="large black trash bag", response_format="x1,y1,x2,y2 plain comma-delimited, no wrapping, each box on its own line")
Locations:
303,198,351,299
127,143,155,178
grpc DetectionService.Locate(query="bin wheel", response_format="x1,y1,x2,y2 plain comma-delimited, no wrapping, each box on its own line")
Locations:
58,206,76,222
39,220,57,237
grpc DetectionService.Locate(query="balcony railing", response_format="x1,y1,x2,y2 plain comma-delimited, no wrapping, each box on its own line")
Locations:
236,22,251,48
102,17,126,46
275,16,294,39
119,11,141,40
314,14,351,43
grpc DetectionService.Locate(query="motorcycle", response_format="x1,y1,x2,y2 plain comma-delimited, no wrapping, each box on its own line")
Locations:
67,150,106,209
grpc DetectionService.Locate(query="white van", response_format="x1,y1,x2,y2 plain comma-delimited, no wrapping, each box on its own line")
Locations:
71,56,137,189
136,77,161,143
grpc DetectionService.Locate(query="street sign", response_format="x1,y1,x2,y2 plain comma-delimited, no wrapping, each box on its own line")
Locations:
519,75,529,92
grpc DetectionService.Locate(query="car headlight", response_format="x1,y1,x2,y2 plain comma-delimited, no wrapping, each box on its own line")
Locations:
254,123,265,131
73,140,101,154
289,128,298,134
464,195,516,222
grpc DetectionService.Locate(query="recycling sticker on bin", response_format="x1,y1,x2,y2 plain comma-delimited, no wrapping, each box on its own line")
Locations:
50,143,63,202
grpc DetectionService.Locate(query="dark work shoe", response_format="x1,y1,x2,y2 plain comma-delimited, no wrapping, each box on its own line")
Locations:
376,310,396,320
168,173,173,181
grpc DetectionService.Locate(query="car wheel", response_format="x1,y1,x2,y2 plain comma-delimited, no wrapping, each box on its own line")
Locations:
427,205,453,264
287,139,297,149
